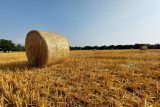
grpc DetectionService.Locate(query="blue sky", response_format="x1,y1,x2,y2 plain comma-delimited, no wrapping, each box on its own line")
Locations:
0,0,160,46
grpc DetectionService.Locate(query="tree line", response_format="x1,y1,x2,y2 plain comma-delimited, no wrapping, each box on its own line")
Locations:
1,39,160,52
70,44,160,50
0,39,25,52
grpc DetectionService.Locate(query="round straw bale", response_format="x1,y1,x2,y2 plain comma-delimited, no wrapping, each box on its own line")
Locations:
140,46,148,50
25,30,69,67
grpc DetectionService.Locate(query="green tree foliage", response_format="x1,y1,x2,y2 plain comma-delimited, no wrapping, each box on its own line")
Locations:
14,44,25,51
0,39,25,52
0,39,15,52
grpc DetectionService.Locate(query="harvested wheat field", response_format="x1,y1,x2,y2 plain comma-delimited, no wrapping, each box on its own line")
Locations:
0,50,160,107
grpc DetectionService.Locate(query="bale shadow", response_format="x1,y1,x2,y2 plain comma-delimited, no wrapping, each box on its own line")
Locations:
0,61,35,71
0,59,70,72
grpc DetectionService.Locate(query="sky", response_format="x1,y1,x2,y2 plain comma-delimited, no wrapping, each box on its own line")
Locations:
0,0,160,46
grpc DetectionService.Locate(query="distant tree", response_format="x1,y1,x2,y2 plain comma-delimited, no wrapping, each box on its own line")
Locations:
14,44,25,51
84,46,93,50
155,44,160,49
70,46,81,50
0,39,15,52
99,45,108,50
108,45,114,49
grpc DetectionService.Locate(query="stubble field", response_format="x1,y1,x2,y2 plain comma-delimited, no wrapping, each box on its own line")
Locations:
0,50,160,107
